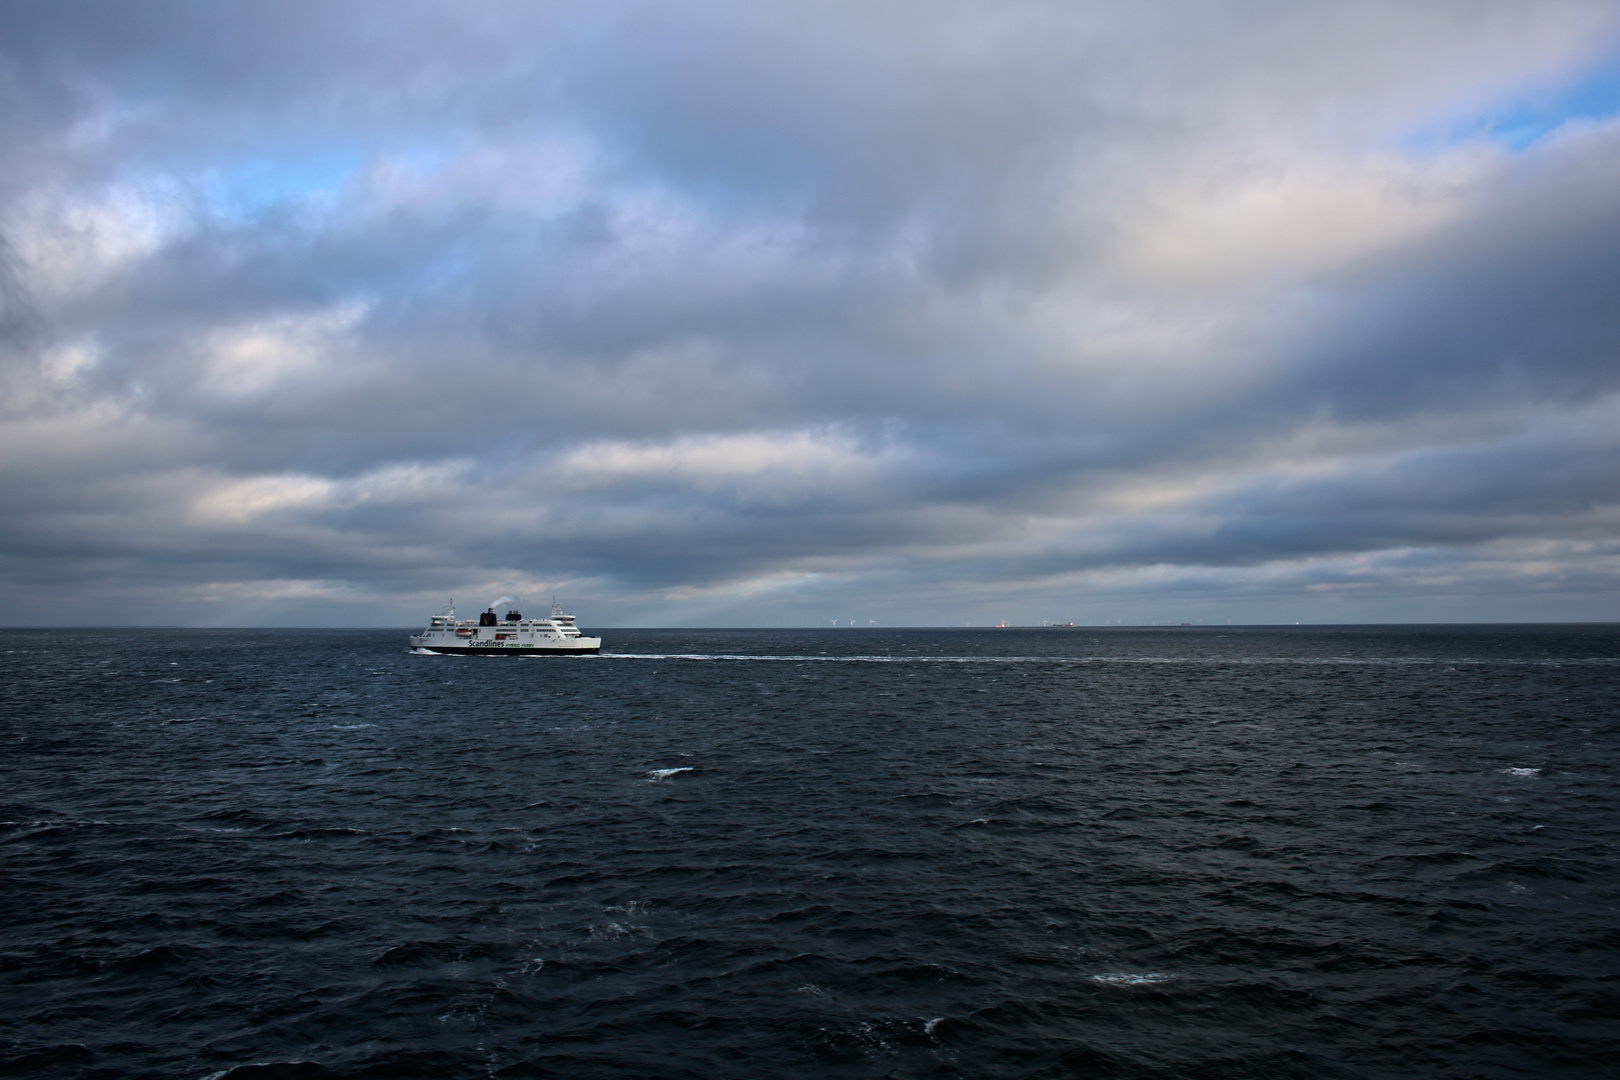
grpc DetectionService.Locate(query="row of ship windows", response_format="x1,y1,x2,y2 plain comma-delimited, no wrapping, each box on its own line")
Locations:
434,628,561,634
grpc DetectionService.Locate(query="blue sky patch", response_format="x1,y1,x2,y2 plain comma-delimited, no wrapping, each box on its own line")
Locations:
1405,54,1620,153
201,152,363,221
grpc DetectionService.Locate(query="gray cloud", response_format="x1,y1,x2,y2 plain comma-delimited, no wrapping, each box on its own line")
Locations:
2,1,1619,625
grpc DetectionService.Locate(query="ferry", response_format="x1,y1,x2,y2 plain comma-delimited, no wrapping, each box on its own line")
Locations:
409,600,601,656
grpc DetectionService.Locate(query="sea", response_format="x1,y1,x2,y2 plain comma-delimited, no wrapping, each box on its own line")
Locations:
2,625,1617,1079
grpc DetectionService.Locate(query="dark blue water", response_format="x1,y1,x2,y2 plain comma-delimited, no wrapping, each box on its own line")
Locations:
3,626,1617,1079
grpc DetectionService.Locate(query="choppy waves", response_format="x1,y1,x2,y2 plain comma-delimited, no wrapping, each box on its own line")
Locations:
2,625,1617,1079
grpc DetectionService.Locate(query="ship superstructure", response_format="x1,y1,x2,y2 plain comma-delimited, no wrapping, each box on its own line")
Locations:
409,600,601,656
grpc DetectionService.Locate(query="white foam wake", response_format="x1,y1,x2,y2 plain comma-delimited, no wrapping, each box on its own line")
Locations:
601,653,1054,663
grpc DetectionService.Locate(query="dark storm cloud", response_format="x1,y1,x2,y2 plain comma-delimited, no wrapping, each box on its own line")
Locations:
2,1,1619,625
1287,145,1620,417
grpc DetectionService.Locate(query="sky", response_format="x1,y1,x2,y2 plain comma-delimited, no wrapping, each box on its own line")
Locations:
2,0,1619,628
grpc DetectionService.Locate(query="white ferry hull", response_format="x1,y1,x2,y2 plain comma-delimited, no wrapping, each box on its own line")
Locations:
410,642,599,656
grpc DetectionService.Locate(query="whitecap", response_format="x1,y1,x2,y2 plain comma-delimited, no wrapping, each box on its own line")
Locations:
647,767,694,781
1503,767,1541,776
1090,972,1175,986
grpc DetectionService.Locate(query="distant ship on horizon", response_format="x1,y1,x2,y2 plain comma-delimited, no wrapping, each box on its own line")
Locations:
409,599,601,656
